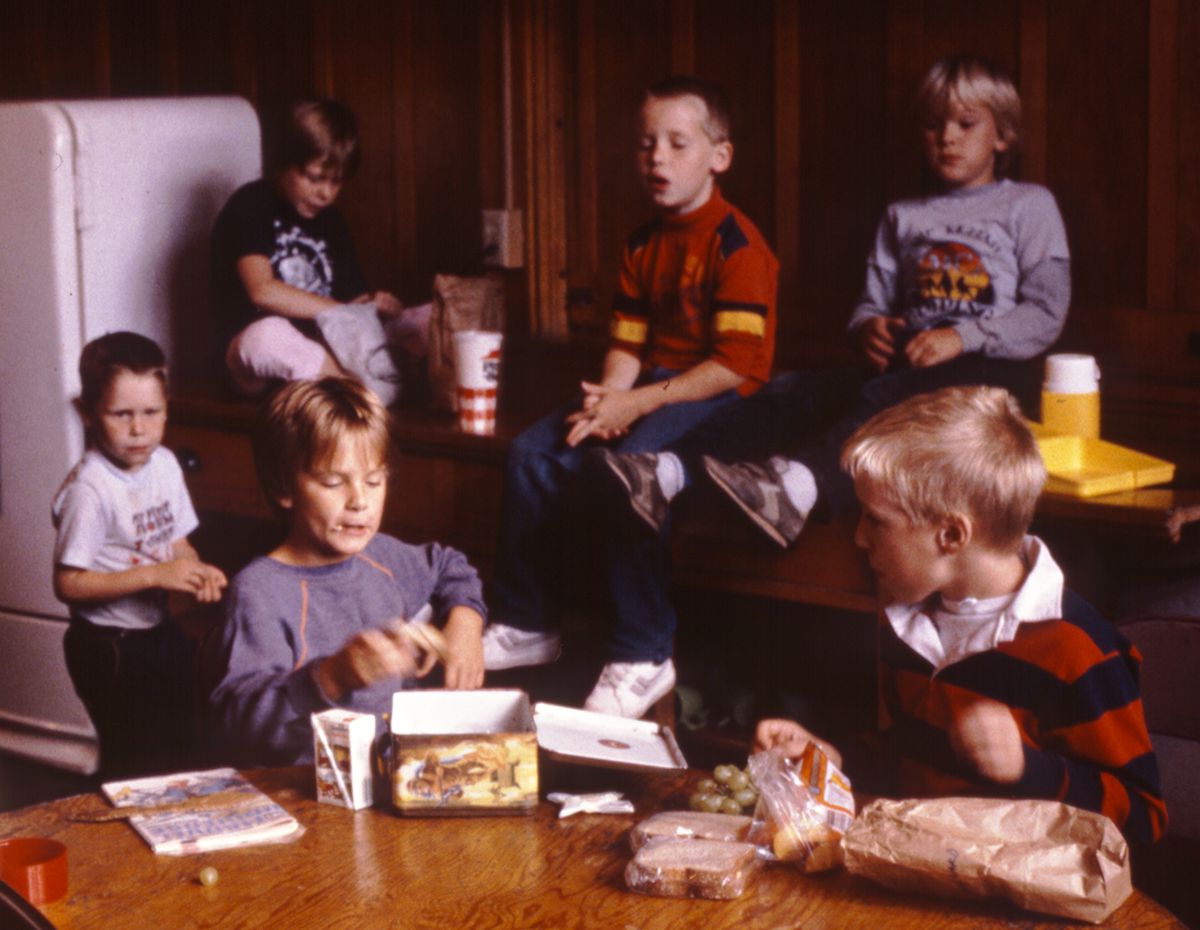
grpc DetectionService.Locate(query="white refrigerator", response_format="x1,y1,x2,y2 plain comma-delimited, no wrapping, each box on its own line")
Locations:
0,97,260,772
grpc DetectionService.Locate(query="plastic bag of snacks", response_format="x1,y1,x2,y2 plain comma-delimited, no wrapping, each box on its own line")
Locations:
625,836,759,900
629,810,753,851
746,744,855,873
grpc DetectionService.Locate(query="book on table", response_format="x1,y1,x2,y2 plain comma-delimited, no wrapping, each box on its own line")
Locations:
101,767,302,855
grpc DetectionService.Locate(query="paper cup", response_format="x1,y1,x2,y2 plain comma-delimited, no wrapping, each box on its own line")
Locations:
452,330,503,435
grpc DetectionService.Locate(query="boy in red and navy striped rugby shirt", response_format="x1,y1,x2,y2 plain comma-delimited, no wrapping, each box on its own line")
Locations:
756,385,1165,845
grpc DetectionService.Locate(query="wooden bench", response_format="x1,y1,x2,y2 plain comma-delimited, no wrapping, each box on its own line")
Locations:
167,373,1200,741
167,388,1200,620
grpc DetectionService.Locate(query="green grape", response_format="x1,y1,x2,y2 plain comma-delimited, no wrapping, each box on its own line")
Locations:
689,792,708,812
199,866,219,887
695,778,719,795
726,770,749,792
719,797,743,816
700,793,725,813
733,788,757,809
712,764,735,784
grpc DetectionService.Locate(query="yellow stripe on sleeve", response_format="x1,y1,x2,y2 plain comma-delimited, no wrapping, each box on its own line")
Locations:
714,310,766,337
611,317,648,344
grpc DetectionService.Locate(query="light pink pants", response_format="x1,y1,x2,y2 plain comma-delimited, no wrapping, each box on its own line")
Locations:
224,316,332,394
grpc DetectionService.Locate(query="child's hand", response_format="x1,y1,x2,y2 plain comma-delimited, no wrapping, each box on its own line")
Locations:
441,607,485,690
564,382,644,446
754,718,844,767
154,559,228,603
351,290,405,317
949,697,1025,784
316,626,426,701
373,291,405,317
855,316,907,371
904,327,963,368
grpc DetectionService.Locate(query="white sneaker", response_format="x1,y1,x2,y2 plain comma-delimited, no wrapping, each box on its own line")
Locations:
482,623,562,670
583,659,676,719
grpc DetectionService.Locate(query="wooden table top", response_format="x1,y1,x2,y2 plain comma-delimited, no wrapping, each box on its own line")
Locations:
0,767,1186,929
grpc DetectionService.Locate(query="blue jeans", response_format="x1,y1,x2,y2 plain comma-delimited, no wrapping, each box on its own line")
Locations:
667,354,1040,518
490,369,741,662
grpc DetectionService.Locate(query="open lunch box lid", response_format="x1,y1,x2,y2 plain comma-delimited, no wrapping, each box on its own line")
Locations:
388,689,687,773
1029,422,1176,498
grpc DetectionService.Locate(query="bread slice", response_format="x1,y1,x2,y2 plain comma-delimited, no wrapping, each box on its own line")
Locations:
630,810,753,850
625,838,758,900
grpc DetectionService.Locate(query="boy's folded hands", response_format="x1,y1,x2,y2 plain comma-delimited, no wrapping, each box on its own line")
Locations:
855,316,965,371
156,558,228,604
564,382,641,447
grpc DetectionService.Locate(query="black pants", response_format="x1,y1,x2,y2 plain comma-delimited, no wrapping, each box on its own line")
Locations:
63,618,197,779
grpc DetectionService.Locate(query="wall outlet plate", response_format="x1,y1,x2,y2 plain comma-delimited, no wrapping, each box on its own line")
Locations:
482,208,524,268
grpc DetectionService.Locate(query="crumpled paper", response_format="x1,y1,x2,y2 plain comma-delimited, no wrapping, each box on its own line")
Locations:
547,792,634,819
842,797,1132,924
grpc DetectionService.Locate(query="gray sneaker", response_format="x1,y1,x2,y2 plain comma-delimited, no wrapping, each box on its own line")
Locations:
702,455,806,547
482,623,563,670
596,450,669,534
583,658,677,719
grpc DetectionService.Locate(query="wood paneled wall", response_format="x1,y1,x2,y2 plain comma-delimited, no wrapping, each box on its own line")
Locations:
0,0,505,311
2,1,1197,423
561,1,1200,386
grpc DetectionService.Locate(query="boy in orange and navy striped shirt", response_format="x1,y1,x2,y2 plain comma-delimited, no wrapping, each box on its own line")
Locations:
756,385,1165,845
482,75,778,718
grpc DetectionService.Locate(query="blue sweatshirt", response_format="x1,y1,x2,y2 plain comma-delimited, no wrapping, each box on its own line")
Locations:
211,533,487,766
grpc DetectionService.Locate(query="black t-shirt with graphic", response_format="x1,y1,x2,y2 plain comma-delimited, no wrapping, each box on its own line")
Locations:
211,178,368,348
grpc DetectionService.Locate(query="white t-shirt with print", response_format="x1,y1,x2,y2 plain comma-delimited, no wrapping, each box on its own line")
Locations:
52,446,199,630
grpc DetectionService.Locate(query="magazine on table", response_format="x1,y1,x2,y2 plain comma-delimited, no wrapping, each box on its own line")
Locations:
101,767,302,855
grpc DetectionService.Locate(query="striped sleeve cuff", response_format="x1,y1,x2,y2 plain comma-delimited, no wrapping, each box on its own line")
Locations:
712,299,768,338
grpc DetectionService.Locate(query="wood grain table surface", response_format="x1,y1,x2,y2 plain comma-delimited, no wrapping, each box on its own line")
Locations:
0,766,1186,929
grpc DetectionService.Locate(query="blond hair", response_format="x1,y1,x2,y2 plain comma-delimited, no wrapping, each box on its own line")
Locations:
840,385,1045,551
253,377,391,519
918,56,1021,176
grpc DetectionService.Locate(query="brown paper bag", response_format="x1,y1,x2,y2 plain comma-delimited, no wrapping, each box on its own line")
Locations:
842,797,1132,923
428,274,505,411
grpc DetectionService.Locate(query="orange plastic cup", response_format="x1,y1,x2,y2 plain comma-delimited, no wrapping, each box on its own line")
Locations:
0,837,68,905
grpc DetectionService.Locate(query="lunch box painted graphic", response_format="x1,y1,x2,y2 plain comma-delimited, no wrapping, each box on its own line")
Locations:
389,690,686,815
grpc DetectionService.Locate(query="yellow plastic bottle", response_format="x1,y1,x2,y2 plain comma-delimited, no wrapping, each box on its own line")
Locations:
1041,353,1100,438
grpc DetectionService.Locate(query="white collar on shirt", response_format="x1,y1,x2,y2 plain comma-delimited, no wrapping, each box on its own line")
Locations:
883,535,1065,671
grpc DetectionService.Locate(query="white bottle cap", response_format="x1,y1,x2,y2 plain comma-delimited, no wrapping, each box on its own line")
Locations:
1044,353,1100,394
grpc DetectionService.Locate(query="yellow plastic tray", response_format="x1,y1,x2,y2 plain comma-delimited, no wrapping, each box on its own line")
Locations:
1033,431,1176,498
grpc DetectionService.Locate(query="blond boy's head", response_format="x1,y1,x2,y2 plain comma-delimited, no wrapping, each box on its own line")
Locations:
841,385,1045,552
254,377,390,520
918,56,1021,176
